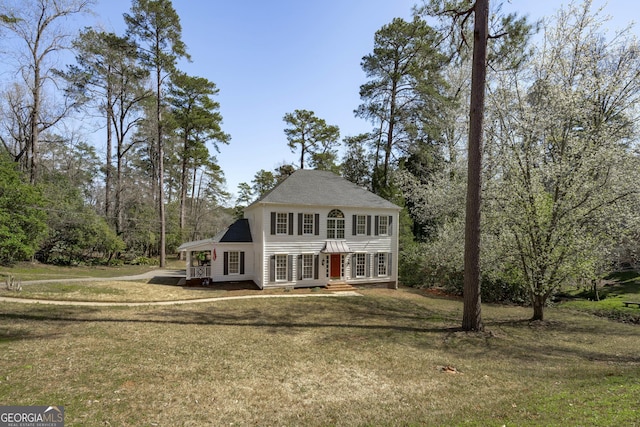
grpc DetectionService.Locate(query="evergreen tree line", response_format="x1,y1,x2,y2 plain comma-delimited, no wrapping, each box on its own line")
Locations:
0,0,232,266
1,0,639,320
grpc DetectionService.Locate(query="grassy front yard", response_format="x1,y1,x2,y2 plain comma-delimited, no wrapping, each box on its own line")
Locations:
0,278,327,303
0,261,179,282
1,289,638,426
0,280,228,303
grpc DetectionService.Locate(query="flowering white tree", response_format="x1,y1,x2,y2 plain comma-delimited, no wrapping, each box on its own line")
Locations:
403,1,640,320
485,0,640,320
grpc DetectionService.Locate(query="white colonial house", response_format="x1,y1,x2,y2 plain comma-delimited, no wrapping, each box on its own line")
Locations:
178,169,401,289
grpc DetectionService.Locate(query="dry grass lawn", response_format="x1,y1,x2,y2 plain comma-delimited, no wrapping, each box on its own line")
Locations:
1,288,639,426
0,275,328,303
0,262,170,282
0,280,243,302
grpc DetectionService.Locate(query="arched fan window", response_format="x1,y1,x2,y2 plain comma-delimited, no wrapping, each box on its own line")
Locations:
327,209,345,239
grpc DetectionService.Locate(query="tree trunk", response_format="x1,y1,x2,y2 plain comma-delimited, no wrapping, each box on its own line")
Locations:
156,63,166,268
29,64,40,185
116,150,123,236
447,126,457,180
190,166,197,215
384,73,399,191
462,0,489,332
532,294,545,321
372,126,383,194
105,84,113,219
179,133,188,238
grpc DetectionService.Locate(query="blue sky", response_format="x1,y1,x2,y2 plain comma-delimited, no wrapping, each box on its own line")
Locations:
86,1,640,200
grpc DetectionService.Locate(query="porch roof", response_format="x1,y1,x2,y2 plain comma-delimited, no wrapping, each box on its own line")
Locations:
177,238,215,252
321,240,352,254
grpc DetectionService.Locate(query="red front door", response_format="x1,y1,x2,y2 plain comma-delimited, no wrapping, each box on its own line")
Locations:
330,254,341,279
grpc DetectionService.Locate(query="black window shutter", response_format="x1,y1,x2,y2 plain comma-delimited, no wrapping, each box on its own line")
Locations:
351,254,356,278
298,213,303,235
240,252,245,275
223,251,229,275
298,255,302,280
367,215,372,236
388,216,393,236
287,255,293,281
288,213,294,235
388,252,392,275
374,253,379,277
374,216,379,236
314,255,319,280
366,254,370,277
270,212,276,235
269,255,275,282
352,215,357,235
314,213,320,235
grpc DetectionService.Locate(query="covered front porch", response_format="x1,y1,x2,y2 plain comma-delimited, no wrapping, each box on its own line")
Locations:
177,238,216,285
177,218,254,286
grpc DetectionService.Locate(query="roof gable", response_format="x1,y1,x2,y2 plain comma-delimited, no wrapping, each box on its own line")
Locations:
251,170,399,210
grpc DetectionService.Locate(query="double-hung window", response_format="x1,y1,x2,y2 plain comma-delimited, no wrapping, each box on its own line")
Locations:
224,251,244,276
355,253,367,278
303,213,314,235
301,254,314,279
276,213,288,235
378,215,389,236
227,251,239,275
377,253,387,277
355,215,367,235
275,254,288,281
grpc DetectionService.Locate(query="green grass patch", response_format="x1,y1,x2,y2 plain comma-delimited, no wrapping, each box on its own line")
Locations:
493,373,640,426
0,289,638,426
0,262,167,282
559,270,640,324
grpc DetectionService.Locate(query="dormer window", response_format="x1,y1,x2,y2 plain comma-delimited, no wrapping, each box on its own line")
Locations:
327,209,345,239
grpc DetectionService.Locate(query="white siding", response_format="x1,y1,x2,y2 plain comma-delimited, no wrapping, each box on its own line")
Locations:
254,203,399,288
243,206,265,288
209,243,254,282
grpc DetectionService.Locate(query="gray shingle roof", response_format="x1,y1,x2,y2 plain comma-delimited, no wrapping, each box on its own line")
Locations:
252,170,400,210
178,219,252,250
219,218,252,242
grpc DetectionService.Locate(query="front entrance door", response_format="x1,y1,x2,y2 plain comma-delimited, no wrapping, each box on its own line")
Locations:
330,254,341,279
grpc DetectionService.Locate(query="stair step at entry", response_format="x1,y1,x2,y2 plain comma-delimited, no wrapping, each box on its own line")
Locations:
325,281,356,292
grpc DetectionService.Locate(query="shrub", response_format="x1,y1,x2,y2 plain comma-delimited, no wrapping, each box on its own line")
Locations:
129,256,158,266
0,155,47,264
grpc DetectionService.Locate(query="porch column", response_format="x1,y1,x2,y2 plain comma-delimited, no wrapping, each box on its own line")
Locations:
186,251,192,280
211,248,215,278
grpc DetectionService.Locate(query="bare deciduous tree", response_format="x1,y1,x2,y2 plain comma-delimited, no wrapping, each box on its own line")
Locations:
0,0,94,183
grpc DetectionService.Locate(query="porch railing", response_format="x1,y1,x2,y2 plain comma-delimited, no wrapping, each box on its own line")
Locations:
189,265,211,279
